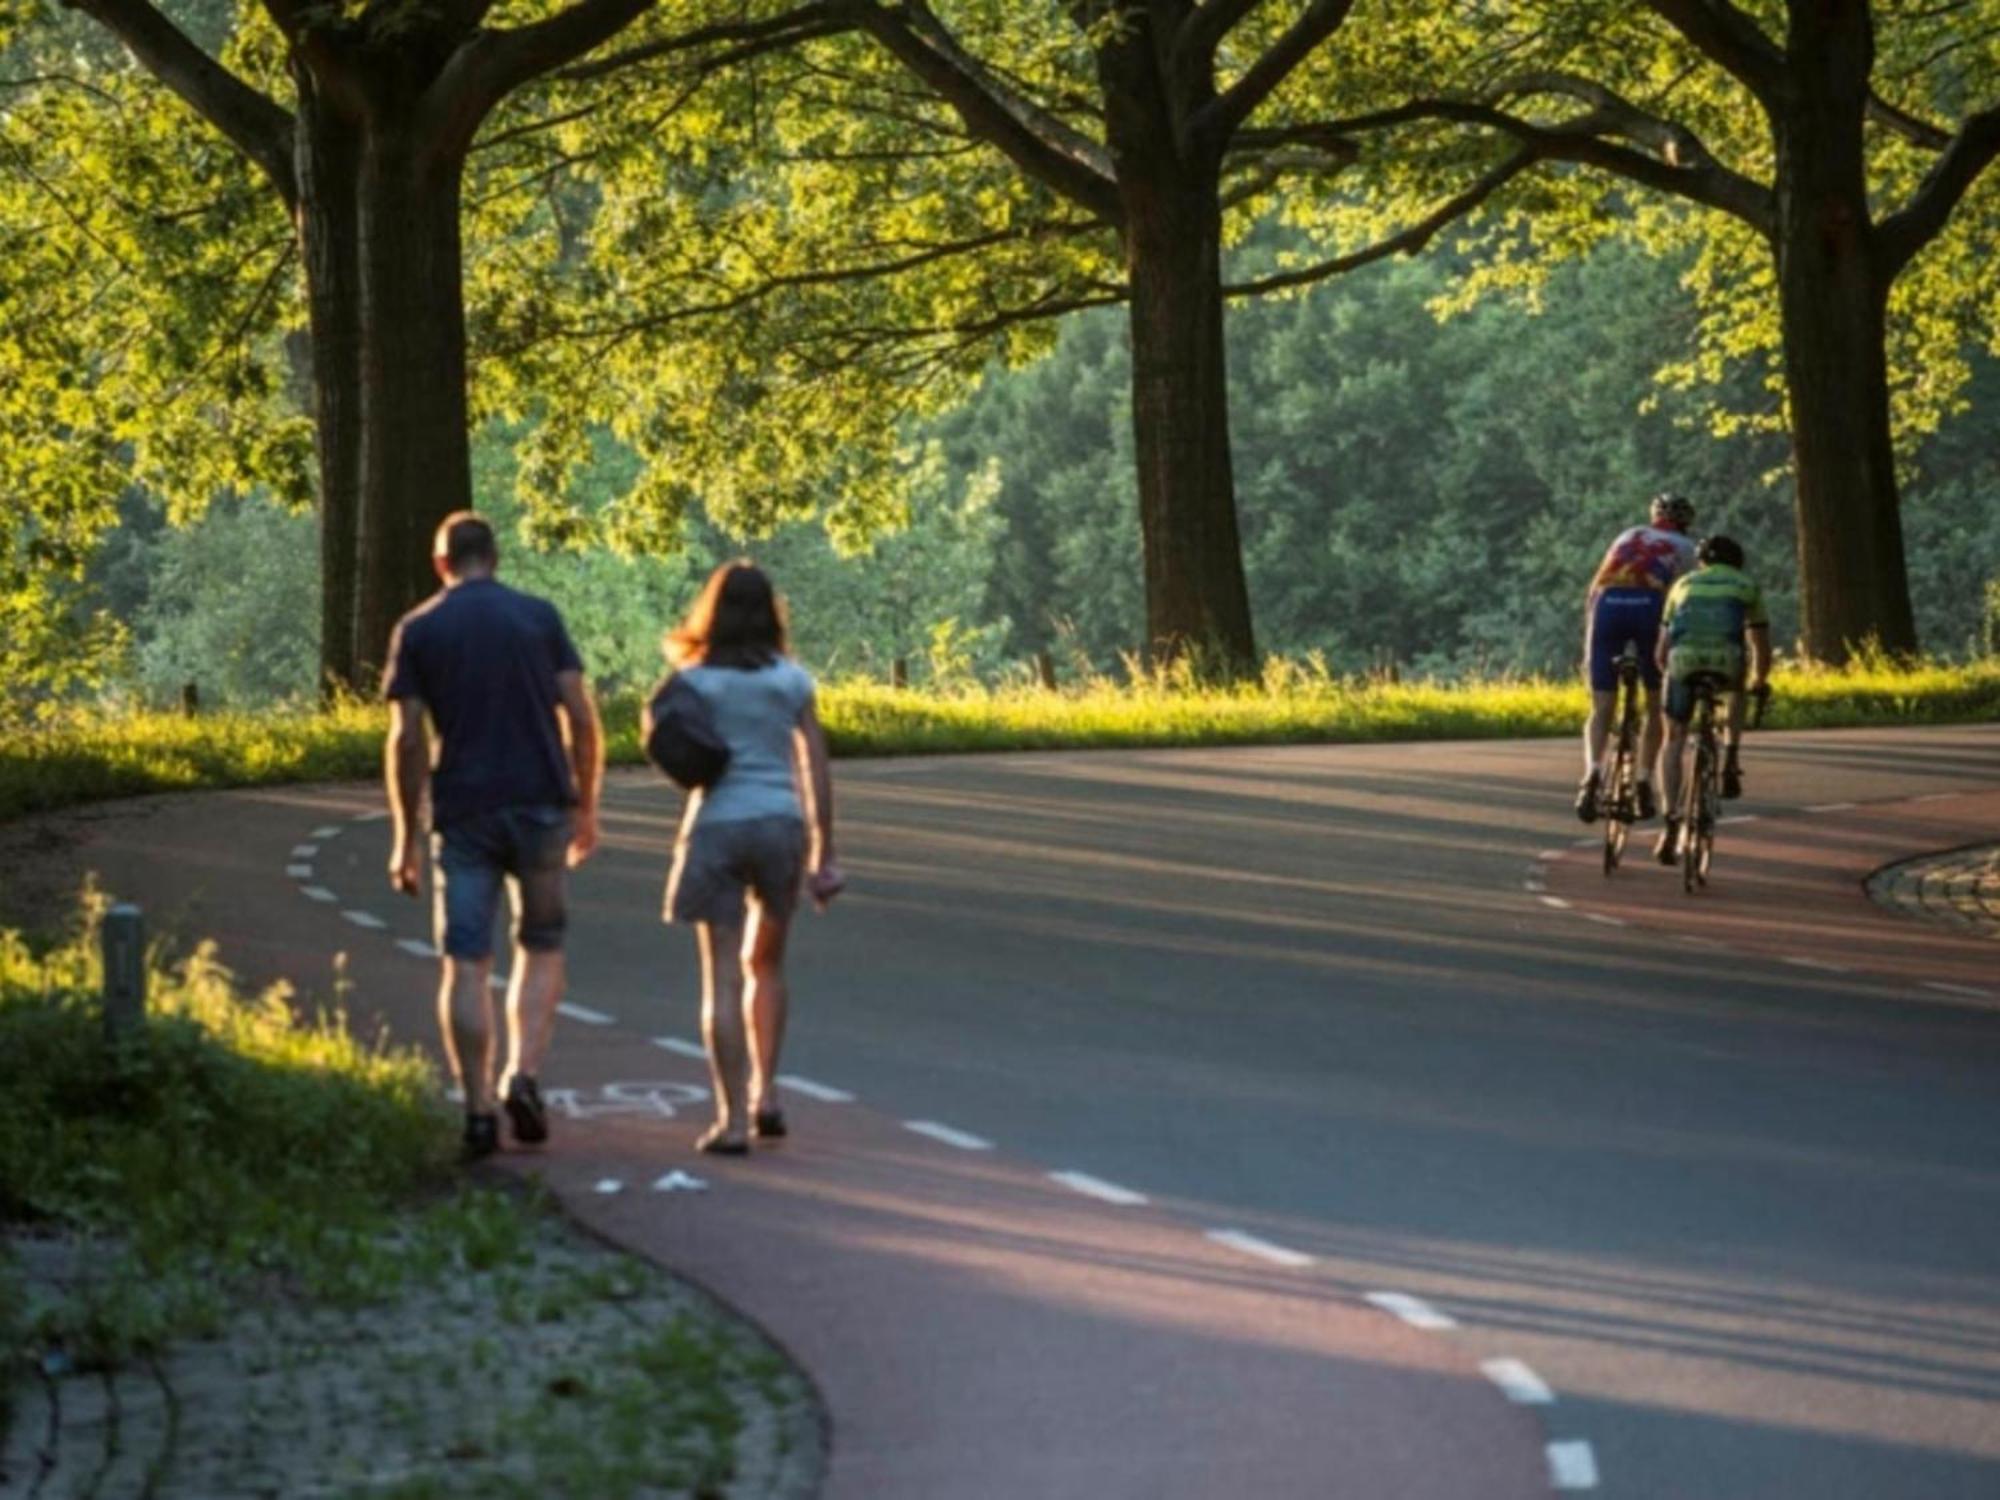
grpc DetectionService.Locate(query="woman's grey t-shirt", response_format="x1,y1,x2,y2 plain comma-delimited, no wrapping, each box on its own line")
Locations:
678,659,815,829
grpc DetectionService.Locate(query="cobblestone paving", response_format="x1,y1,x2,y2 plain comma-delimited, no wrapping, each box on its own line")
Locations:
1866,843,2000,938
2,1217,821,1500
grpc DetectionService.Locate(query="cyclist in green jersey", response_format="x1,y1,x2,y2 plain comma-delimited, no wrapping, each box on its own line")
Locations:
1653,535,1772,864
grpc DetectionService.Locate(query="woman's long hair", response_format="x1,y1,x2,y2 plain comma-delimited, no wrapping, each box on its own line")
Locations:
666,560,789,670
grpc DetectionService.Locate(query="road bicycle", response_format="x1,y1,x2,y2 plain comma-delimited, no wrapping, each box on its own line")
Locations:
1601,644,1644,875
1675,676,1769,893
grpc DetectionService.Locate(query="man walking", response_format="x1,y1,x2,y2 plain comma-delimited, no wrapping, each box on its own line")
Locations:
382,512,602,1160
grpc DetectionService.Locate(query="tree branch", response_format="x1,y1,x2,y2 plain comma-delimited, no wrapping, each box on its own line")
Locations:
1329,90,1774,234
1868,89,1952,151
59,0,296,206
1174,0,1265,71
1192,0,1355,147
1639,0,1784,105
855,0,1120,220
1877,101,2000,276
447,0,658,135
559,4,852,83
1224,149,1536,297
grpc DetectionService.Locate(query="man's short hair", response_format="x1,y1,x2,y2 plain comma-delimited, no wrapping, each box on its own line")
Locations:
434,511,498,574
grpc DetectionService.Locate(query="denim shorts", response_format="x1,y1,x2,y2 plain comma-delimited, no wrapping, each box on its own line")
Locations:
432,804,572,960
665,815,805,928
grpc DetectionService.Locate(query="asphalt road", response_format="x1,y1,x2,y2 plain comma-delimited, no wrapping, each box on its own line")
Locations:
14,723,1999,1497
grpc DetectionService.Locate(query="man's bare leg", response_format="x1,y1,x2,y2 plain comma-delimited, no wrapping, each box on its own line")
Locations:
1583,689,1615,774
698,920,750,1146
742,906,793,1121
502,947,565,1089
1637,686,1665,778
439,956,497,1111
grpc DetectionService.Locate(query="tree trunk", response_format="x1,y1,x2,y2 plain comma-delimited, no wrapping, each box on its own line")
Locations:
351,123,474,682
1119,165,1258,680
295,71,366,697
1775,3,1919,662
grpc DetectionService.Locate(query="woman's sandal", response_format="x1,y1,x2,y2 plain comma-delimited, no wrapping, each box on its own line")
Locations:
695,1124,750,1156
752,1108,788,1141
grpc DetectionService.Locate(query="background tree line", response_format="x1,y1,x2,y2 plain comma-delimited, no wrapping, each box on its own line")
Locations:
2,0,1996,715
78,239,2000,710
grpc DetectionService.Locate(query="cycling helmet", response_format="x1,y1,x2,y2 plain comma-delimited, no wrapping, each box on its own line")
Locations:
1696,534,1744,569
1650,491,1696,532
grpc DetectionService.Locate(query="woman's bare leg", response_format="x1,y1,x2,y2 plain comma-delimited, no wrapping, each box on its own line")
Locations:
742,903,793,1118
697,919,749,1143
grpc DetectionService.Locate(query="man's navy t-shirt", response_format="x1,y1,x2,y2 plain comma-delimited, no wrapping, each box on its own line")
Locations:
383,578,584,830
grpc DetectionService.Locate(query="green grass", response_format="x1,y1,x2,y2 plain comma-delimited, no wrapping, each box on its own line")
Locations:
0,897,459,1370
3,656,1995,822
0,900,786,1496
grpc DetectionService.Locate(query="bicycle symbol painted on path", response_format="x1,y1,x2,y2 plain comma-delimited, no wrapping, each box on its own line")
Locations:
544,1080,711,1121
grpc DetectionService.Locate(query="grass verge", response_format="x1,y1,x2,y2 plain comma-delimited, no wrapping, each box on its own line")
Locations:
3,657,1996,822
0,900,809,1497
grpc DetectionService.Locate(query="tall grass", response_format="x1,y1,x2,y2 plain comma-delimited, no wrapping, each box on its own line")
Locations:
3,657,1995,822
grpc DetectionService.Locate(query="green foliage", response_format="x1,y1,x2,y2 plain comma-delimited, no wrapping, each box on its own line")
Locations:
5,658,1996,824
131,494,321,706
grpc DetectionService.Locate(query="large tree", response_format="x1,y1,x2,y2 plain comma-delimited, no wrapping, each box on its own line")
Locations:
1334,0,2000,661
481,0,1550,679
20,0,692,686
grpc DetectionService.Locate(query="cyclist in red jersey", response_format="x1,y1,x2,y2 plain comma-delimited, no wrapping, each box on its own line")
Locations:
1575,493,1698,824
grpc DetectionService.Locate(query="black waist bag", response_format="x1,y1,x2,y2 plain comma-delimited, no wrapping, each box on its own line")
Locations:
644,674,731,791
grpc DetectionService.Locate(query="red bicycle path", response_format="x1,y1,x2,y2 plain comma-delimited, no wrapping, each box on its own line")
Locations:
11,779,1553,1500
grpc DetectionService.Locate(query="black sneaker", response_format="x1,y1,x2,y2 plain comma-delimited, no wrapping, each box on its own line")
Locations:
462,1112,500,1163
1722,761,1743,800
1635,781,1659,821
1574,772,1601,824
504,1075,549,1145
1655,817,1681,866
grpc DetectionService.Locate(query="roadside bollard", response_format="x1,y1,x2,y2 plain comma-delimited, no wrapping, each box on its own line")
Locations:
102,902,147,1042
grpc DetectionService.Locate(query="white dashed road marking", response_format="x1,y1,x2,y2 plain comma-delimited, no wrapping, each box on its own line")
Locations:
652,1170,708,1193
777,1074,856,1103
342,910,387,930
653,1036,709,1060
1582,913,1626,927
1804,801,1857,813
902,1121,995,1151
1540,896,1573,910
1718,813,1759,825
301,886,338,903
1364,1292,1458,1330
290,844,319,859
557,1002,615,1025
395,938,439,959
352,810,388,822
286,864,314,879
310,825,344,839
1480,1358,1555,1405
1206,1229,1313,1269
1049,1171,1148,1206
592,1179,624,1195
1781,956,1851,974
1923,981,1995,1001
1913,791,1958,803
1547,1440,1600,1489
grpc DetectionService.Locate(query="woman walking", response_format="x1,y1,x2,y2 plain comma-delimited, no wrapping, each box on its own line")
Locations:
657,561,842,1154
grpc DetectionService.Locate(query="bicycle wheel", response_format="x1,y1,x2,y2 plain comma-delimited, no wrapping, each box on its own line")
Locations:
1602,675,1638,875
1682,739,1709,895
1602,756,1628,873
1697,772,1718,883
